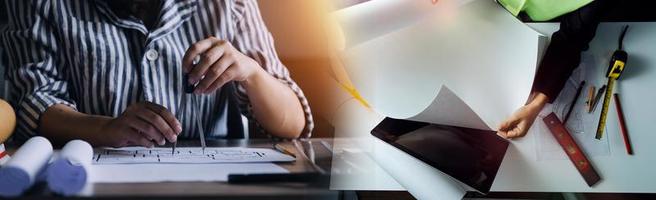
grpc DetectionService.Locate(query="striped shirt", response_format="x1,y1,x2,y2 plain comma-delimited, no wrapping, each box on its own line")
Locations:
1,0,313,142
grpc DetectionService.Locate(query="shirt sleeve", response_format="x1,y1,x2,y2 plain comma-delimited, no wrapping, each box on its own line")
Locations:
230,0,314,138
1,0,76,141
532,0,610,103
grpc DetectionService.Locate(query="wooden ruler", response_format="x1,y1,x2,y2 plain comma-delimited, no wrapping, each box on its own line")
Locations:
543,113,601,187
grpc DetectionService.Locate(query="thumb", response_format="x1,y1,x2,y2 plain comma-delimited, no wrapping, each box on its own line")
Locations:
497,130,509,139
499,115,520,131
509,121,529,138
498,120,510,131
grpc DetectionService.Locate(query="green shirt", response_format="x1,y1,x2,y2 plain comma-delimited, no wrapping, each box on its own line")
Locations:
498,0,594,21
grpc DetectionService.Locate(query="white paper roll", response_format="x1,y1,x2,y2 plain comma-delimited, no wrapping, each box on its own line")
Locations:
46,140,93,196
0,136,53,197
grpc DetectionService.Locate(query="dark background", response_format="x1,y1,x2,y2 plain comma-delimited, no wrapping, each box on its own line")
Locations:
1,2,6,99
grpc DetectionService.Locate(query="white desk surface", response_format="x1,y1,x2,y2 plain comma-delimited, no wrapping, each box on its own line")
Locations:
331,22,656,195
493,22,656,193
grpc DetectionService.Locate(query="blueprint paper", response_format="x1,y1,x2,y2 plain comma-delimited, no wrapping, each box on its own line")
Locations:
91,163,288,183
93,147,295,164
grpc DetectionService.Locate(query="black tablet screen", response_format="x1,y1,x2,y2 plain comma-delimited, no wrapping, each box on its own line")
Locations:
371,117,509,194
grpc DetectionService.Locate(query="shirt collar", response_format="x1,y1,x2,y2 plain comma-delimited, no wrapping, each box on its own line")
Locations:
94,0,198,38
150,0,198,40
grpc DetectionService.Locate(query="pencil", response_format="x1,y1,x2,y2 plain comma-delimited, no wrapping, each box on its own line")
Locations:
613,93,632,155
274,144,296,158
564,81,585,124
591,85,606,112
586,86,595,113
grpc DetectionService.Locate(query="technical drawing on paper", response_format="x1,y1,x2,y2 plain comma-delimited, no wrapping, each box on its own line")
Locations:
93,147,295,164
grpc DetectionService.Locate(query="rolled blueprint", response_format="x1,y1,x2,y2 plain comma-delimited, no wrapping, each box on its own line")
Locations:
46,140,93,196
0,136,53,197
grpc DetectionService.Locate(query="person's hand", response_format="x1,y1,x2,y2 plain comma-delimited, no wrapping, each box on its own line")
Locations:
497,93,549,139
183,37,263,94
100,102,181,147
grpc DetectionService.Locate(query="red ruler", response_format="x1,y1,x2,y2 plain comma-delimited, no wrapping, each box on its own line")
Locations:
543,113,601,187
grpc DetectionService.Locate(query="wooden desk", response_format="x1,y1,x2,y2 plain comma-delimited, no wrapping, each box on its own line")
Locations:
10,138,339,200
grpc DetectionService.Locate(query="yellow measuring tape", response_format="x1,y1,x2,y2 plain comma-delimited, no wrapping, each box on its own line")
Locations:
595,59,624,139
595,25,629,140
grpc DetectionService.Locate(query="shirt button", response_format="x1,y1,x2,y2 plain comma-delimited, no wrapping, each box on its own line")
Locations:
146,49,159,61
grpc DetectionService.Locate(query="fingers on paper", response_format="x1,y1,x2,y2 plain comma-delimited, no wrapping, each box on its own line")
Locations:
497,116,523,139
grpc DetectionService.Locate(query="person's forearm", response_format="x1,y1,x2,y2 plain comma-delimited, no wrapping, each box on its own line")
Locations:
532,0,607,102
40,104,113,146
242,68,306,138
527,92,549,109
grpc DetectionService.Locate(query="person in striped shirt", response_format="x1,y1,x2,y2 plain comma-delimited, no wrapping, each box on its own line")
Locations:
1,0,313,147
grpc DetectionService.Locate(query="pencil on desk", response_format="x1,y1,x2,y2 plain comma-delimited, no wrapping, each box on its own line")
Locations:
564,81,585,124
274,144,296,158
586,86,595,113
613,93,633,155
591,85,606,112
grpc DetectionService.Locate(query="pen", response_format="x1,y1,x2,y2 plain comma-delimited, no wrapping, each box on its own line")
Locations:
613,93,633,155
563,81,585,124
172,142,176,155
274,144,296,158
228,172,329,184
591,85,606,112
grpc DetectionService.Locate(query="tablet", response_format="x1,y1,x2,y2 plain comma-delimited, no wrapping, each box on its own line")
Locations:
371,117,509,194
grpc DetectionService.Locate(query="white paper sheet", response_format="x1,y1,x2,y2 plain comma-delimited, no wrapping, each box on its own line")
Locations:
91,163,288,183
342,0,544,131
335,1,545,199
93,147,295,164
410,86,490,130
335,0,475,48
372,137,466,200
